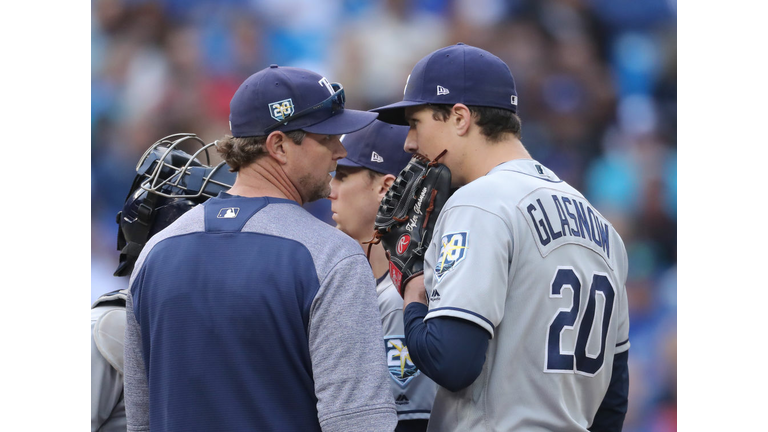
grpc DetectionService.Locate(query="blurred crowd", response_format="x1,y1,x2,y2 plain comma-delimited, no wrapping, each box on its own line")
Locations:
90,0,677,430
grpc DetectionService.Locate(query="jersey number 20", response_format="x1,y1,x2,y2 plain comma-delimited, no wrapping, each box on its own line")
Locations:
545,267,615,376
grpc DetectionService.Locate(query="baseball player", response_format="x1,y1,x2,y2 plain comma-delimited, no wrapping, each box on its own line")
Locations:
328,120,437,432
91,134,235,431
123,65,398,432
372,43,631,431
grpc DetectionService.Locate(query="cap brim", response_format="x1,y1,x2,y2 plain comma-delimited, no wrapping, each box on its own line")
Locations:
336,157,366,169
369,100,427,125
302,109,378,135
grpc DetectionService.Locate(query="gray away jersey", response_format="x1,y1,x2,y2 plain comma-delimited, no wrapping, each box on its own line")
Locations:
91,291,128,432
377,275,437,421
423,159,630,432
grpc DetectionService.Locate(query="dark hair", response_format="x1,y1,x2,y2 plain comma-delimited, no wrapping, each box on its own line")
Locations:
428,104,522,142
215,131,306,172
366,169,386,182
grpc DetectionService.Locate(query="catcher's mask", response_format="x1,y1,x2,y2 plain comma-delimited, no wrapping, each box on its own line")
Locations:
113,133,236,277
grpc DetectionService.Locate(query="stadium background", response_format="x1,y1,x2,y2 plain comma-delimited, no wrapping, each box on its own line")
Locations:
90,0,677,430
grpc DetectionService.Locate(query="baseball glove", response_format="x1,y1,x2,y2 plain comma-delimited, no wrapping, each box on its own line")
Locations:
366,150,452,296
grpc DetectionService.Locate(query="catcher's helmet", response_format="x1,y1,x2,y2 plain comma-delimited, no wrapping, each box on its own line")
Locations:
114,133,236,277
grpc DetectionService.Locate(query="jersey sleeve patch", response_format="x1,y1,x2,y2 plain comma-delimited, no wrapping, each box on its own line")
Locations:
384,336,421,387
434,231,469,283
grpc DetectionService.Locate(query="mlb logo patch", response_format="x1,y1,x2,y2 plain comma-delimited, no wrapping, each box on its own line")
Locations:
384,336,420,387
435,231,468,282
269,99,294,121
217,207,240,218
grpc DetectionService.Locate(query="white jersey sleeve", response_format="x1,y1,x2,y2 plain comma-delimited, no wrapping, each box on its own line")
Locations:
423,205,512,337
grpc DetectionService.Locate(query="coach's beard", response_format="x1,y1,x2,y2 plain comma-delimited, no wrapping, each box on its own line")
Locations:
299,173,332,203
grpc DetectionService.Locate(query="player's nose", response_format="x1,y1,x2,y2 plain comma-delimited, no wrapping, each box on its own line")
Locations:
404,129,418,153
332,136,347,160
328,177,339,200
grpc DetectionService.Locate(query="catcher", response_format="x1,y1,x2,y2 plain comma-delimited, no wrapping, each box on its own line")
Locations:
92,133,235,431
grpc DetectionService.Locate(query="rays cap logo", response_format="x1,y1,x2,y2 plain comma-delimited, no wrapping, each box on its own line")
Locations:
335,120,412,176
384,336,420,387
372,43,519,125
228,65,378,137
435,231,469,282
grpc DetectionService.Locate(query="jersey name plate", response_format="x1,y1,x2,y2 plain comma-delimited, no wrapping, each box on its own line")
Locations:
517,188,614,269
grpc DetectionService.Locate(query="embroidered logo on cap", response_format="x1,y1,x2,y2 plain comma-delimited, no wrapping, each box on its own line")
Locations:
511,95,518,105
437,85,450,96
269,99,294,121
318,77,335,95
371,151,384,163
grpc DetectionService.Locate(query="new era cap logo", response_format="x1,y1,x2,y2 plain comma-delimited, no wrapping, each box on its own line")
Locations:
511,95,518,105
217,207,240,218
371,151,384,163
437,85,450,96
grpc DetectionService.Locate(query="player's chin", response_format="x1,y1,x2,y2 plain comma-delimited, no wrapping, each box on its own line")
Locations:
306,183,332,202
332,214,347,232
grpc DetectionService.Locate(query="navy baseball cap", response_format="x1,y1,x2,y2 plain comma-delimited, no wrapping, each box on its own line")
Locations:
372,43,518,125
337,120,411,176
229,65,378,137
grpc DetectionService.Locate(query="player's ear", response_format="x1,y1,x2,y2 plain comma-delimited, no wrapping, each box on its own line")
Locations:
452,103,471,137
379,174,396,199
265,131,289,164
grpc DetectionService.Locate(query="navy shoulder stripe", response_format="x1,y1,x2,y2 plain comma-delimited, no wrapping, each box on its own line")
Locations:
428,306,494,330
